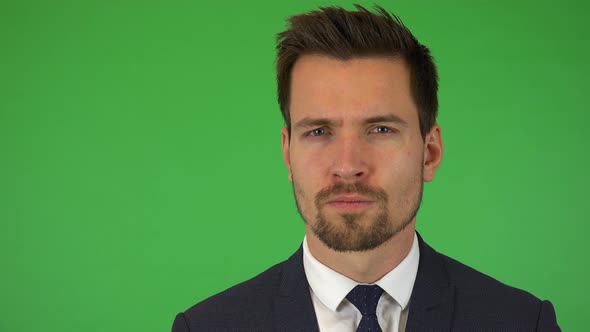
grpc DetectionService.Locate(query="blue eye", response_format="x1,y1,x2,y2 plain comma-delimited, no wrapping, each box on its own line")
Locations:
308,128,327,137
372,126,395,134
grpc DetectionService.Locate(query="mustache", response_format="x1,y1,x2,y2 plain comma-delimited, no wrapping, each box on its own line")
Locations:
315,182,388,207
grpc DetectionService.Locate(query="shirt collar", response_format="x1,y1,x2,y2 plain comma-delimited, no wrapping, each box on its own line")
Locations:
302,232,420,312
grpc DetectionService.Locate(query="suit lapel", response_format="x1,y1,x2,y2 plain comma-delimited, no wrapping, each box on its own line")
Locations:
272,246,320,332
272,235,455,331
405,233,455,331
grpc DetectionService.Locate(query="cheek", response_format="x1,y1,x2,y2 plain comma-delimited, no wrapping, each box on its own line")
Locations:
290,155,319,196
290,148,329,182
292,170,319,221
378,150,423,186
290,149,332,211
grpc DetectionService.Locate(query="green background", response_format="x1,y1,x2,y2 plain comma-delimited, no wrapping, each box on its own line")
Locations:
1,0,587,331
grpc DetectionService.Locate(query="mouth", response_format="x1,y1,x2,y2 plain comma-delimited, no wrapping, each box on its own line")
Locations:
326,195,374,211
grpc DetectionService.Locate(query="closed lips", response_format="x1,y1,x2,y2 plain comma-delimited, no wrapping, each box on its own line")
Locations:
328,196,373,203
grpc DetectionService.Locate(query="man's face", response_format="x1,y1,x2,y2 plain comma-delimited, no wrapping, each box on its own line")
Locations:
281,55,442,252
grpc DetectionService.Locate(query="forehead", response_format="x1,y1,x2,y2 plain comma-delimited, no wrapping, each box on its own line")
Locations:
289,54,418,125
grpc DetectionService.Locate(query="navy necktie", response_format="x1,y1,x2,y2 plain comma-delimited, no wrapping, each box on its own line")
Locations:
346,285,384,332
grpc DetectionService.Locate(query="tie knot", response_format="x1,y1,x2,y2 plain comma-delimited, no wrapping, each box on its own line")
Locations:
346,285,384,316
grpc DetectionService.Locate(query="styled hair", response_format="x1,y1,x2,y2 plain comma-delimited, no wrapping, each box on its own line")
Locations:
275,4,438,139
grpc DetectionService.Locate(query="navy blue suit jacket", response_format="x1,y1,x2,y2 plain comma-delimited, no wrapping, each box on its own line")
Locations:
172,234,560,331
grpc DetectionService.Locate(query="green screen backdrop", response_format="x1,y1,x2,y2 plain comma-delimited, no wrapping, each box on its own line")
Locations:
1,0,587,331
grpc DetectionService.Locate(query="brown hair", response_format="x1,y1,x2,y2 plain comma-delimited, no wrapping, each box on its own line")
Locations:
276,4,438,139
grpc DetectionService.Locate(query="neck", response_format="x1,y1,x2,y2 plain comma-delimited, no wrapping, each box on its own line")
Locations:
306,219,416,284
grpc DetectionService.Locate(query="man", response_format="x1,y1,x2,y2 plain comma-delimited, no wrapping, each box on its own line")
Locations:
172,5,560,331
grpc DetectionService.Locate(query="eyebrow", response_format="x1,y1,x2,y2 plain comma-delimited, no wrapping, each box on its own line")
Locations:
293,113,408,130
364,114,408,127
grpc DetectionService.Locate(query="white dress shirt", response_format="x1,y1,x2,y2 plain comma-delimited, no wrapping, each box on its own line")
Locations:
302,233,420,332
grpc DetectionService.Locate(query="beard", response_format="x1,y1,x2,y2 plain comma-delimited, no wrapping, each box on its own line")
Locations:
293,172,423,252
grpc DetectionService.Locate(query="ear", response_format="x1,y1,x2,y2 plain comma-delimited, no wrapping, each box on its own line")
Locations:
423,124,443,182
281,127,293,182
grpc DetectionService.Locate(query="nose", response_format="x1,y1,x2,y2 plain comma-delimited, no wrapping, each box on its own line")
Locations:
331,134,369,182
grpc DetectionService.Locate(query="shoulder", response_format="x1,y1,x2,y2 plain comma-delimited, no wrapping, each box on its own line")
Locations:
434,247,559,329
172,255,290,332
441,251,541,304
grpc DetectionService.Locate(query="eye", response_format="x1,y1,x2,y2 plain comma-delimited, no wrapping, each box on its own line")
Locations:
370,126,396,134
306,127,329,137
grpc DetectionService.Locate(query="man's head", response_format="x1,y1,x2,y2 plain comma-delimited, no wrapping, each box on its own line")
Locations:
276,4,438,140
277,5,443,252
